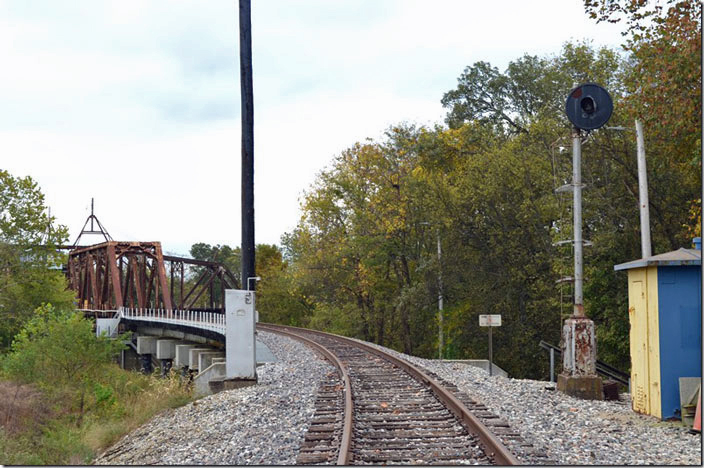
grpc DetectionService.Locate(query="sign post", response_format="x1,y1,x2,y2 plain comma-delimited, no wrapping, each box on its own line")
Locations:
479,314,501,376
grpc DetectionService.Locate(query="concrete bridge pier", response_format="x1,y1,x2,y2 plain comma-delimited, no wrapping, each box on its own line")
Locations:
174,344,196,379
140,355,153,374
137,336,157,374
156,339,184,377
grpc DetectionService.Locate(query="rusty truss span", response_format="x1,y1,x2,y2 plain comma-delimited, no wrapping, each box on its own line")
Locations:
67,241,239,312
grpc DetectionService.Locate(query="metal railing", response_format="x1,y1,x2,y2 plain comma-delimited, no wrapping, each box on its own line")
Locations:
79,308,121,319
539,340,630,387
119,307,226,335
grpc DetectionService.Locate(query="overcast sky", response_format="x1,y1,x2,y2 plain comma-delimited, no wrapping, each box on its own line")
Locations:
1,0,627,256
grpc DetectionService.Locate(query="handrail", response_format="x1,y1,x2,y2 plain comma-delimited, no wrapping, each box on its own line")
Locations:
539,340,629,386
119,307,226,335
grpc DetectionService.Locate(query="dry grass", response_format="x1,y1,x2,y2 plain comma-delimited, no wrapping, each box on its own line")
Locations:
0,369,192,464
84,371,192,455
0,380,52,435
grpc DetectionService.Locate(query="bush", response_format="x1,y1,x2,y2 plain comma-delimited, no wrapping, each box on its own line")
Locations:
2,304,126,425
0,306,193,464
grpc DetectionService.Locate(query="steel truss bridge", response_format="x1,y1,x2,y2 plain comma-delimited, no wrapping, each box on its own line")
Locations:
63,241,239,313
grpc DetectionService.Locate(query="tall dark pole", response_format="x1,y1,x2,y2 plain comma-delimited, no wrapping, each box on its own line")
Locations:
239,0,255,289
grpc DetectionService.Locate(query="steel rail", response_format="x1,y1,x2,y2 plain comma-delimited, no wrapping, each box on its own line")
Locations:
258,323,519,466
257,324,353,465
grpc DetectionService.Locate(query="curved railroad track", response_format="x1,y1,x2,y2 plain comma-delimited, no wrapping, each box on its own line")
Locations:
258,323,521,465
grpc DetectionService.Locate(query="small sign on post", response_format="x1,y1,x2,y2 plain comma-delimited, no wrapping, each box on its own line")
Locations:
479,314,502,376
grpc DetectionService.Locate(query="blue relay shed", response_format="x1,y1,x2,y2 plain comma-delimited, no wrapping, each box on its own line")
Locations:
614,239,702,420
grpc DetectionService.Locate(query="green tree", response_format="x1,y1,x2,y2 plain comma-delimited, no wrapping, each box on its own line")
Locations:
3,304,126,425
440,42,623,134
584,1,701,246
0,170,75,348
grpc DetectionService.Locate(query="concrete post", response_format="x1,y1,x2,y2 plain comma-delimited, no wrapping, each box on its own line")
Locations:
572,130,584,317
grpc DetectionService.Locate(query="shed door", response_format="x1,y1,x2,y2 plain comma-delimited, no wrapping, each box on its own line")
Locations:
629,278,650,415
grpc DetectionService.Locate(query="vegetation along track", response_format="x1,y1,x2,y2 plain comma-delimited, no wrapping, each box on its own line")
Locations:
258,323,522,465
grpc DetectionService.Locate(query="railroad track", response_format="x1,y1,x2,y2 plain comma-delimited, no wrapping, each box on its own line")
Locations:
258,323,523,465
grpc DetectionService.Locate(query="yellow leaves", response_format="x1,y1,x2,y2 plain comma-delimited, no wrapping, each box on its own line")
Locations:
411,166,427,179
684,198,702,238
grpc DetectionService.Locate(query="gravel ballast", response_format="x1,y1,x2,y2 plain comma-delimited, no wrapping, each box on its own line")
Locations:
362,339,702,466
95,331,702,465
95,331,333,465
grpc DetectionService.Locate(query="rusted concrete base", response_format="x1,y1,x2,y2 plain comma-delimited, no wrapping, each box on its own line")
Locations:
557,373,603,400
561,316,597,375
208,377,257,394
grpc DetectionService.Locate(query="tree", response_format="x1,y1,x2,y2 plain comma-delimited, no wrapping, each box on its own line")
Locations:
0,170,75,348
440,43,623,134
583,0,701,246
3,304,126,425
274,35,698,378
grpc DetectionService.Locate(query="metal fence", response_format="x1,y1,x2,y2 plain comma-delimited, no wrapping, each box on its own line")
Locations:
539,340,630,388
119,307,226,335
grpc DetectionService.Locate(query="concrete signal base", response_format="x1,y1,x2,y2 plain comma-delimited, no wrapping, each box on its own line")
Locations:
558,315,603,400
209,378,257,394
557,373,604,400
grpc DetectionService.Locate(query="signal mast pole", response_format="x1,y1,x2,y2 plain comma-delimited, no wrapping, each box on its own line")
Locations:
558,83,613,400
572,128,584,317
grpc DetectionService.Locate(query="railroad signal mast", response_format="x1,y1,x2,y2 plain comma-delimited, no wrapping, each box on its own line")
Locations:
558,83,613,400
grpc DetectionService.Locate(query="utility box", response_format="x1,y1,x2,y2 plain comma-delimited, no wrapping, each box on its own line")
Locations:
614,239,702,419
225,289,257,381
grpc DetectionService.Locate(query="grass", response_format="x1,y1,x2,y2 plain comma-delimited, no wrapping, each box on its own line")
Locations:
83,368,193,454
0,367,193,465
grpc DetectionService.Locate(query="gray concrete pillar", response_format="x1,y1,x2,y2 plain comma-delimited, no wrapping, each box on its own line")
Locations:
188,348,212,372
174,344,197,369
136,336,157,374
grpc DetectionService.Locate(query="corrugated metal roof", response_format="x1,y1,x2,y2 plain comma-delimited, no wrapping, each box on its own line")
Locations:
614,248,701,271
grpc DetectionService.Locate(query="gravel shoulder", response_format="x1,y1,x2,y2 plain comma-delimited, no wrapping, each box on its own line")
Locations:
94,331,333,465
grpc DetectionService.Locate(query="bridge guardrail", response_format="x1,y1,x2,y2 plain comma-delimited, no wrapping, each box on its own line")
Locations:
119,307,226,335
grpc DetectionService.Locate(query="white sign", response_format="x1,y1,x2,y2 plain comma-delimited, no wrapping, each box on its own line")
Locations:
479,314,502,327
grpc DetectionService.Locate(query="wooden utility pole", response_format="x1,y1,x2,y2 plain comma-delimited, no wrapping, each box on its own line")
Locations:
239,0,255,288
